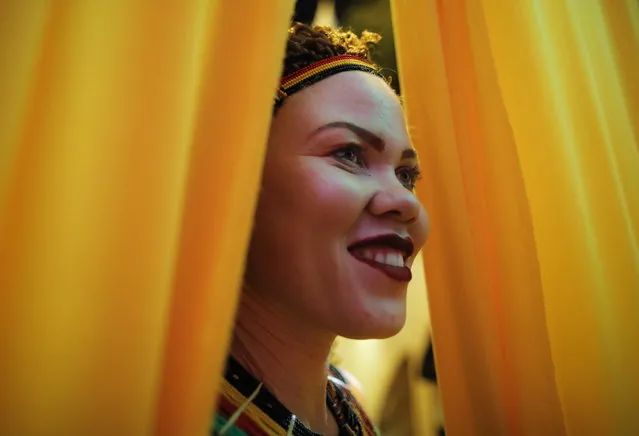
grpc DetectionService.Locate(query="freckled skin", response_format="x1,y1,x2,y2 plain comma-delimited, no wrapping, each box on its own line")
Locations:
244,71,429,340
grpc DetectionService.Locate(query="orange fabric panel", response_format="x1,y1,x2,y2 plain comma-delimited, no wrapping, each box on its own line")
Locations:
392,0,639,434
0,2,293,435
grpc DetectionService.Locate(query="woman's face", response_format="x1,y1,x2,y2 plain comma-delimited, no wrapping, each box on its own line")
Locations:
244,71,429,339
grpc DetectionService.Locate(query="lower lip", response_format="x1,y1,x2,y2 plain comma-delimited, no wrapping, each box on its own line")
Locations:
351,254,412,282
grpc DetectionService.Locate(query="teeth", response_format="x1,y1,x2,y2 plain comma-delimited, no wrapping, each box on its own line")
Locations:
386,252,403,267
357,249,405,267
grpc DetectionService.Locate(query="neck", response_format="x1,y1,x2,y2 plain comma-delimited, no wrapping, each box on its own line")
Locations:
230,289,337,434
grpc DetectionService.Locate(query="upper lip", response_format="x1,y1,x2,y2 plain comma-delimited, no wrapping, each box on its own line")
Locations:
348,234,415,260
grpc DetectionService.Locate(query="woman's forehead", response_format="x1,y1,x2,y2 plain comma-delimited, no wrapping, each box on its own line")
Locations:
275,71,408,141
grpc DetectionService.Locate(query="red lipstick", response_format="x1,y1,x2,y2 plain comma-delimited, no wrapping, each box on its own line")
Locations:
348,234,414,282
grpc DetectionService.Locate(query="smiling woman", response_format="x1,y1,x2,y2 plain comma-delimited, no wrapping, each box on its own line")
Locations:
213,23,429,436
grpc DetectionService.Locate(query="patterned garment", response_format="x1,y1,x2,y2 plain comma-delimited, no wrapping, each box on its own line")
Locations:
213,356,380,436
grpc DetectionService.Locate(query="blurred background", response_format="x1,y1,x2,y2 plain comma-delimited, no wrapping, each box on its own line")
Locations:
292,1,444,435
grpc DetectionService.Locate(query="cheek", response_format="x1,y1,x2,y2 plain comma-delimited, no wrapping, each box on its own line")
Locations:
261,158,371,230
245,158,375,316
246,158,371,290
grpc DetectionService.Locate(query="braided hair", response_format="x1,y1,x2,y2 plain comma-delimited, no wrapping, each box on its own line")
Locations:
282,23,382,77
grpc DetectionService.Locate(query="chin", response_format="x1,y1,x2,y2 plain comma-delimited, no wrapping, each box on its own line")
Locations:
335,311,407,340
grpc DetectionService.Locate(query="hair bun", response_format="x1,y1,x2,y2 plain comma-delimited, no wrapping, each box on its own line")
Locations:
282,23,381,77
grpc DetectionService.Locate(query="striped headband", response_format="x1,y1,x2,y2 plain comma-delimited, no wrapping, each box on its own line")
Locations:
274,54,384,109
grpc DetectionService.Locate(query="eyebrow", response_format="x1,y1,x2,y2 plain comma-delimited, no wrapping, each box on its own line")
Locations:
309,121,418,160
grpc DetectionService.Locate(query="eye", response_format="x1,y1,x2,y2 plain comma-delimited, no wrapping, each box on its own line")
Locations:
396,166,422,190
331,144,366,167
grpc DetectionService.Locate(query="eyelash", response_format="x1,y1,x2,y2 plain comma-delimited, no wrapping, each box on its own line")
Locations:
331,144,422,191
332,144,366,168
396,166,422,190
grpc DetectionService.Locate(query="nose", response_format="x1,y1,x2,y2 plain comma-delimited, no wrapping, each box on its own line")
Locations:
367,179,421,224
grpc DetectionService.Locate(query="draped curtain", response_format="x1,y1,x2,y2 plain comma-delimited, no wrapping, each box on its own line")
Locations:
1,1,638,436
392,0,639,435
0,1,294,435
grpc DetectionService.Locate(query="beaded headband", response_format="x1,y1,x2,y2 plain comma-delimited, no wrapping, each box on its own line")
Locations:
274,54,384,109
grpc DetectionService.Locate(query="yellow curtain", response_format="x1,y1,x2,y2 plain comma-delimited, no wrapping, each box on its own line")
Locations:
3,1,639,435
391,0,639,435
0,1,293,435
